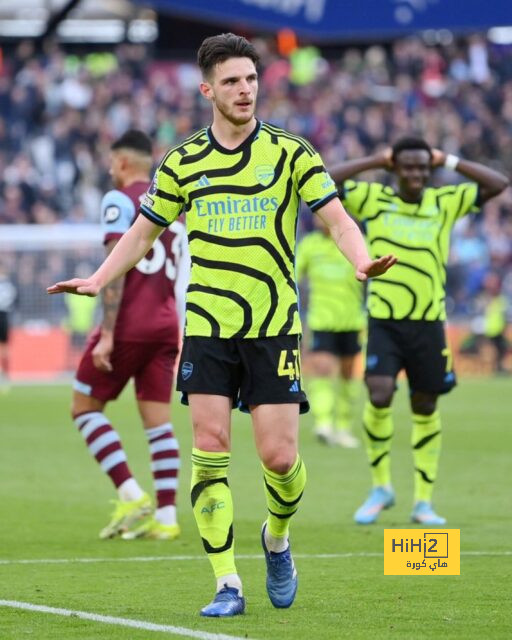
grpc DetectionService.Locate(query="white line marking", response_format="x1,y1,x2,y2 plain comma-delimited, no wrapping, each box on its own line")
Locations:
0,600,253,640
0,551,510,566
0,555,208,566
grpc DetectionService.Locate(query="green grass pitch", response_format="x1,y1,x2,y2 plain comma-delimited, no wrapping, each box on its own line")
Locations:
1,378,511,639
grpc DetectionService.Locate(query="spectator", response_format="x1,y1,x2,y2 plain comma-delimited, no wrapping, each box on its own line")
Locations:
0,34,511,321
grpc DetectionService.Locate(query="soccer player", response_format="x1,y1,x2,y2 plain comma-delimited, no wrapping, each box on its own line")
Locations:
329,137,509,525
70,130,188,541
0,264,17,391
480,272,509,374
48,34,395,616
296,216,364,448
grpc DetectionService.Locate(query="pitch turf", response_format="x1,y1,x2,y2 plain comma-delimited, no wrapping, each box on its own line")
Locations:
1,378,510,639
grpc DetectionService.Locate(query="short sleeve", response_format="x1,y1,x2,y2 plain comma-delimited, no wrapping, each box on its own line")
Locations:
294,144,338,212
339,180,372,221
140,161,185,227
445,183,480,221
100,190,135,242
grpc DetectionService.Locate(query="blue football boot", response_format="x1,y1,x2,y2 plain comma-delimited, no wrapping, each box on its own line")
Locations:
411,501,446,525
354,487,395,524
200,585,245,617
261,523,297,608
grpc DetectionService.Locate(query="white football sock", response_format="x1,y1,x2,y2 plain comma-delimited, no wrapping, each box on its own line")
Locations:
216,574,243,595
155,505,177,525
118,478,145,502
264,527,289,553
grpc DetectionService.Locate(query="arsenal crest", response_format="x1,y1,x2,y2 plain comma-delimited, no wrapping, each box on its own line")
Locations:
254,165,274,186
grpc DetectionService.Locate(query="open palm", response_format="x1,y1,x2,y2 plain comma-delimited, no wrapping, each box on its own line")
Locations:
356,255,397,281
47,278,100,297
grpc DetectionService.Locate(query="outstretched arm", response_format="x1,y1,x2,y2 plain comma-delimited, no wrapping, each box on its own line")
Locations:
316,197,396,281
47,215,163,296
90,239,125,372
431,149,509,203
328,150,392,185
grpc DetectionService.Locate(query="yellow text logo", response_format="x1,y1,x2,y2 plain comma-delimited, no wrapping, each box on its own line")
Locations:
384,529,460,575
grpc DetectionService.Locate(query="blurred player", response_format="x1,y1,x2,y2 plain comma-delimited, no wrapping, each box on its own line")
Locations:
330,137,509,525
296,216,363,448
48,34,395,616
0,264,17,390
462,271,510,373
480,272,510,374
71,130,188,541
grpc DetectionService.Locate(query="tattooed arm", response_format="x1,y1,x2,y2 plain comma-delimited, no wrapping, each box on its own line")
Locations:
91,239,125,372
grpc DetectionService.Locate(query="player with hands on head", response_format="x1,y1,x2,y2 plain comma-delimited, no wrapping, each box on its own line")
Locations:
329,136,509,526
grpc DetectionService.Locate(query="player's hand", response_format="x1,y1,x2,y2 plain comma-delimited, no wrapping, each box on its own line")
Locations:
92,334,114,372
356,254,397,281
431,148,446,168
47,278,100,296
376,148,393,170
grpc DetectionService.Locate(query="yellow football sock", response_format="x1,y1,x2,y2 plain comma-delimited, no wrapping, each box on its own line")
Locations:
412,411,442,503
308,377,335,428
191,448,236,579
263,455,307,539
362,401,393,487
335,378,359,432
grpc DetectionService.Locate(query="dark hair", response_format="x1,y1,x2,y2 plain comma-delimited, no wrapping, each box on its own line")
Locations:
391,136,432,162
197,33,259,78
111,129,152,155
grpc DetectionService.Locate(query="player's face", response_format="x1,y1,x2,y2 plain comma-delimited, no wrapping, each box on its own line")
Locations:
394,149,431,195
109,151,124,188
202,57,258,126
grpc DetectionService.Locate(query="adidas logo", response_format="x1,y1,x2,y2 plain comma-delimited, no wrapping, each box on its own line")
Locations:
196,174,211,187
289,381,299,393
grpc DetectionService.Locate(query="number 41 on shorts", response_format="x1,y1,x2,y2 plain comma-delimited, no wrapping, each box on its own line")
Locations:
277,349,300,381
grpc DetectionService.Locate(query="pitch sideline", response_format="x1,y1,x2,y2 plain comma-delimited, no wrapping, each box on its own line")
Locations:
0,599,255,640
0,550,510,566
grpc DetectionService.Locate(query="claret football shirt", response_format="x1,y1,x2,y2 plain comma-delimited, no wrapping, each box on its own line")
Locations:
101,180,186,344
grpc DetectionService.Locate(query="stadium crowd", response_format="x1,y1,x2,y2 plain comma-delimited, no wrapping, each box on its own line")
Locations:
1,34,511,319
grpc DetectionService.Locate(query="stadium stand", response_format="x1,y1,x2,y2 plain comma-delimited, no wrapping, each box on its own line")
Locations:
0,34,510,374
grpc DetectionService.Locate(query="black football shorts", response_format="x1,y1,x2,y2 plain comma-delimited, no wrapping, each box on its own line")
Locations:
311,330,361,356
365,318,456,395
177,334,309,413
